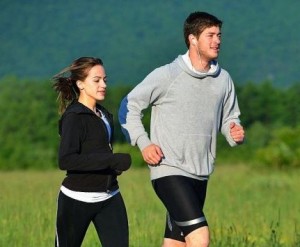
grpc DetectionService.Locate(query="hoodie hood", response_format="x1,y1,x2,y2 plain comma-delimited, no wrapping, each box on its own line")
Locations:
63,101,94,115
176,52,221,79
58,101,112,136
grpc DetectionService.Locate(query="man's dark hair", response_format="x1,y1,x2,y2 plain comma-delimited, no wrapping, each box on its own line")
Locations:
184,11,223,48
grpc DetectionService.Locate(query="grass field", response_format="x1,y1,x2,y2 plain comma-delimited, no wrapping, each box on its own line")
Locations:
0,165,299,247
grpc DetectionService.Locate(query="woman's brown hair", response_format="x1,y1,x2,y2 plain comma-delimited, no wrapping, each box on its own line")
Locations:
52,57,103,114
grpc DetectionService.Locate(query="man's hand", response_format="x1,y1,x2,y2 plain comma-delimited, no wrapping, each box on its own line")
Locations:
230,122,245,144
142,144,164,166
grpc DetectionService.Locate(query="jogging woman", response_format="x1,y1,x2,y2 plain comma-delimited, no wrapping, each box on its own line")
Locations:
53,57,131,247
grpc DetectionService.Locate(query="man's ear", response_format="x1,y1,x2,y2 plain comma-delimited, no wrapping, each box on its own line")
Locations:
76,80,84,90
189,34,197,46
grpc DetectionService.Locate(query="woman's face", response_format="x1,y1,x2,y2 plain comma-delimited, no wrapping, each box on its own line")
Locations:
78,64,107,102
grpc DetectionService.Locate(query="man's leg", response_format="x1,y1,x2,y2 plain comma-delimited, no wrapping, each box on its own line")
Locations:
163,238,186,247
185,226,209,247
162,213,186,247
162,214,209,247
152,176,209,247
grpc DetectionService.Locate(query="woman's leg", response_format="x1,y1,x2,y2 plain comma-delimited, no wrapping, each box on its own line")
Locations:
93,192,129,247
55,191,92,247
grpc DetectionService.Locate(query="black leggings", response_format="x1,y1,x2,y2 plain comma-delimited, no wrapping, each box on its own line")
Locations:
55,191,128,247
152,175,208,242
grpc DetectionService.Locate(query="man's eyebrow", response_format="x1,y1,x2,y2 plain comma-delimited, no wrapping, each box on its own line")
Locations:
207,31,222,35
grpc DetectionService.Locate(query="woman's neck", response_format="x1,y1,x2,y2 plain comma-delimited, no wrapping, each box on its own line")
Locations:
78,97,97,113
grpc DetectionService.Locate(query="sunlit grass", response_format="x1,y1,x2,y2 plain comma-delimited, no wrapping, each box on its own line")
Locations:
0,165,299,246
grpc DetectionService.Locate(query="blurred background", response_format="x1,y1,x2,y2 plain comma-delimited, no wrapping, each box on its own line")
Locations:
1,1,300,246
1,0,299,86
0,0,299,170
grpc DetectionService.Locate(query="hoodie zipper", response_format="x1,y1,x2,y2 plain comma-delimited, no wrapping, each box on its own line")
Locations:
96,110,113,193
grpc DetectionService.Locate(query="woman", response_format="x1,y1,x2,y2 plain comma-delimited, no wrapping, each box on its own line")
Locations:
53,57,131,247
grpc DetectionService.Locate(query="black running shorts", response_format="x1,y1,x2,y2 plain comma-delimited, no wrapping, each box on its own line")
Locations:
152,175,208,242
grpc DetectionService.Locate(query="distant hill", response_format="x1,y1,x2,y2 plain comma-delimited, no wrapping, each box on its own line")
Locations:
1,0,299,86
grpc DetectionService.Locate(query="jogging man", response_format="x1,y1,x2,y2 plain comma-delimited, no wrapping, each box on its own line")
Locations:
119,11,245,247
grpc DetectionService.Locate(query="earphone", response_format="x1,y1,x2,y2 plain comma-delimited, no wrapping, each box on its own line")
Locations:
190,36,208,71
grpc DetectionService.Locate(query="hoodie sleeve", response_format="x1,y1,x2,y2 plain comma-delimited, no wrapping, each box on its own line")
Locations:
58,113,130,171
220,75,242,147
118,66,170,151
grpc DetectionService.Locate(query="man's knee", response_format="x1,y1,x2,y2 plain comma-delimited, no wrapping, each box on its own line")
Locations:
185,226,210,247
162,238,186,247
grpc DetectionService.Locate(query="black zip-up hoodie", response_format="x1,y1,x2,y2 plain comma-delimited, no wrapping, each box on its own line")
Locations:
58,101,131,192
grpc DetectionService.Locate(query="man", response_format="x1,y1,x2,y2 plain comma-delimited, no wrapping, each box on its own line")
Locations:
119,11,245,247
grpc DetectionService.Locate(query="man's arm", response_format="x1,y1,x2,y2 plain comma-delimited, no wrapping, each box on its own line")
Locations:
141,144,164,165
118,66,169,151
220,75,244,146
229,122,245,144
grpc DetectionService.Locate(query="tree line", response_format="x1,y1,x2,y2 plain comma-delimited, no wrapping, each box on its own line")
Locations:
0,76,299,170
2,1,299,87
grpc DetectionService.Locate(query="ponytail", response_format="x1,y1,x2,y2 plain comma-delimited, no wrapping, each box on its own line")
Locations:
52,73,79,115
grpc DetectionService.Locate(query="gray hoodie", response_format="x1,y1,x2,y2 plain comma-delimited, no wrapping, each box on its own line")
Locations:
119,52,241,180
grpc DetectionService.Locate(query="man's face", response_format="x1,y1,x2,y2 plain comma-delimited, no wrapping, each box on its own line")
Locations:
196,26,221,61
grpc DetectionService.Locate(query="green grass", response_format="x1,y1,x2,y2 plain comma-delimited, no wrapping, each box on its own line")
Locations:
0,165,299,247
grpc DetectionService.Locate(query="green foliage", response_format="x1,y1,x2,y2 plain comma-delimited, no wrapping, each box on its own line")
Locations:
113,143,146,168
256,126,300,168
217,123,300,169
0,76,59,169
216,121,272,163
237,81,300,128
0,77,299,170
